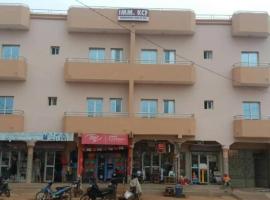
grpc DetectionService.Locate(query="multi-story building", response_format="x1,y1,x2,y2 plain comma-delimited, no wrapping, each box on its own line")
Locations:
0,3,270,187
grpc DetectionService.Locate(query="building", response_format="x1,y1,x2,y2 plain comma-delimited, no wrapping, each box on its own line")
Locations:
0,3,270,187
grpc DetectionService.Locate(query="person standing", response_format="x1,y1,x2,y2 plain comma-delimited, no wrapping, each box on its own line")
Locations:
33,156,41,182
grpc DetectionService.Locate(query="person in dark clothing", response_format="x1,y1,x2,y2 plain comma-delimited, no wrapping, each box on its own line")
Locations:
9,156,17,181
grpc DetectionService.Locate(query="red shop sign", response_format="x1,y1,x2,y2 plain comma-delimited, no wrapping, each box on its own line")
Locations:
157,143,166,153
82,134,128,146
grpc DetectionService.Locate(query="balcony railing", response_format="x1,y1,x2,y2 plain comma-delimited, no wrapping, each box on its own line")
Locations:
64,112,128,117
0,110,24,115
233,62,270,68
136,112,194,118
66,58,129,64
234,115,269,120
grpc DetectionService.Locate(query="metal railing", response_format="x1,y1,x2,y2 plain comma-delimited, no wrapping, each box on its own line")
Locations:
64,111,194,118
136,112,194,118
0,56,26,61
136,60,193,65
66,58,129,64
233,62,270,68
196,14,232,20
233,115,268,120
0,110,24,115
64,112,129,117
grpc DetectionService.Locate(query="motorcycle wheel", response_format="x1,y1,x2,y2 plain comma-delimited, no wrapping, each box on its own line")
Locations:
35,192,49,200
63,190,72,200
5,190,10,197
80,194,91,200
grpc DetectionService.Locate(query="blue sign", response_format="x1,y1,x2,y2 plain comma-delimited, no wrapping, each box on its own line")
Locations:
0,132,74,141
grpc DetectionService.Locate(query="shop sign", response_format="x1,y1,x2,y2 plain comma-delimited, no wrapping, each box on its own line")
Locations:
157,143,166,153
0,132,74,141
118,9,149,22
82,134,128,146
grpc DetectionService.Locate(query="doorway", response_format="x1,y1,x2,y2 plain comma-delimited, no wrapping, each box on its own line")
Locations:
191,153,219,184
254,152,269,187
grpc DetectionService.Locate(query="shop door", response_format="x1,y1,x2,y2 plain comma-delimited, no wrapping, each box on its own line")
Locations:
191,153,209,184
142,153,151,181
254,152,269,187
0,151,10,178
44,152,55,182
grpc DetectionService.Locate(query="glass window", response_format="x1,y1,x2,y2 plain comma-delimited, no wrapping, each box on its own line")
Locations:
164,100,175,114
164,50,176,64
241,52,258,67
111,48,123,62
2,45,20,59
140,49,157,64
204,100,214,110
242,102,260,119
48,97,57,106
87,98,103,117
140,99,158,117
110,98,122,112
51,46,60,55
203,50,213,60
89,48,105,62
0,96,14,114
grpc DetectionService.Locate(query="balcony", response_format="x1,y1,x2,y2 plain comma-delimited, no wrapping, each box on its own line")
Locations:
0,57,27,81
0,110,24,132
232,63,270,87
67,7,195,35
0,4,30,30
231,12,269,37
63,112,195,137
234,115,270,138
64,58,195,85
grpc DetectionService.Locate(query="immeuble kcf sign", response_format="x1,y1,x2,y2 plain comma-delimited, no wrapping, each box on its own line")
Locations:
118,9,149,22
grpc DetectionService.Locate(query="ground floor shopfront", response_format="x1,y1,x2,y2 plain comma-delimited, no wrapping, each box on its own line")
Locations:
0,132,75,183
229,142,270,188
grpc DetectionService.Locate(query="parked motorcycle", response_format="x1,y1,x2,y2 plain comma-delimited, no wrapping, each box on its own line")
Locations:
80,177,123,200
0,177,10,197
122,176,142,200
71,180,83,197
35,181,72,200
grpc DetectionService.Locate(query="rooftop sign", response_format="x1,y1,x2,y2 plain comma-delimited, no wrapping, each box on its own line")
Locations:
118,9,149,22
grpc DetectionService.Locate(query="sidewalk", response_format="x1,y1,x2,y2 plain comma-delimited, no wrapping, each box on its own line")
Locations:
3,183,270,200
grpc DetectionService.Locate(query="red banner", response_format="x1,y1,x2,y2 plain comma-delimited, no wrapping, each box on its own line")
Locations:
82,134,128,146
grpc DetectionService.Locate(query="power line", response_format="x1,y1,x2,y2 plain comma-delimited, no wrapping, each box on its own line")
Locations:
74,0,241,83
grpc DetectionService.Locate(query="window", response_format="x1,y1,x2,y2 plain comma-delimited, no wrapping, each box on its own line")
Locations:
48,97,57,106
89,48,105,62
204,100,214,110
2,45,20,59
87,98,103,117
164,100,175,114
111,48,123,62
140,99,158,117
51,46,60,55
110,98,122,112
0,96,14,114
203,50,213,60
140,49,157,64
242,102,260,120
164,50,176,64
241,52,258,67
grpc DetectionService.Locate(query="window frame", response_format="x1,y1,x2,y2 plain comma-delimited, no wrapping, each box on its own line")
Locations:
241,51,259,67
48,97,57,106
164,99,175,114
0,96,14,114
204,100,214,110
140,49,158,64
110,98,122,113
203,50,213,60
87,98,103,117
89,48,106,63
242,101,261,120
140,99,158,117
164,50,176,64
111,48,123,63
51,46,60,55
2,45,20,60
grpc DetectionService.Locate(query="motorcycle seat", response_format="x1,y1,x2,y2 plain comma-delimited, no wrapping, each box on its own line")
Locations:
55,186,69,191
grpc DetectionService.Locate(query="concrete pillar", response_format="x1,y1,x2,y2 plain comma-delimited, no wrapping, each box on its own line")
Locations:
129,28,136,64
185,152,191,179
26,141,35,183
127,139,134,182
174,143,181,181
222,147,229,175
128,80,134,117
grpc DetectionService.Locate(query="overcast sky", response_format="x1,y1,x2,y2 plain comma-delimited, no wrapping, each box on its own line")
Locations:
1,0,270,15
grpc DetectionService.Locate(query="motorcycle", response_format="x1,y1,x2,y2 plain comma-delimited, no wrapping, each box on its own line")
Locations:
0,177,10,197
122,177,142,200
80,177,123,200
35,181,72,200
71,180,83,197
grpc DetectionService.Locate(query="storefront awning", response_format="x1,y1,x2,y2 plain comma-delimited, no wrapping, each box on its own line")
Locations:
82,134,128,146
0,132,74,141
